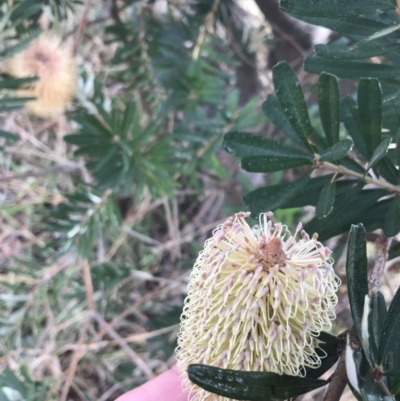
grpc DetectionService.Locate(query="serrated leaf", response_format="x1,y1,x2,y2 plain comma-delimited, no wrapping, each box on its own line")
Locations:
188,364,328,401
358,79,382,158
262,95,305,147
346,224,369,343
241,155,312,173
316,181,336,219
319,139,354,162
222,132,314,159
319,73,340,146
379,286,400,366
384,194,400,237
366,137,392,172
272,62,314,151
305,54,400,80
244,173,310,215
280,0,393,18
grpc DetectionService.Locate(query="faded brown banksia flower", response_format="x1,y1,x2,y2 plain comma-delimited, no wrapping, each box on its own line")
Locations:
7,33,76,117
176,212,340,401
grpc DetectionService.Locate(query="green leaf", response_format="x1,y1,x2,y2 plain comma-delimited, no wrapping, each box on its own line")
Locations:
319,139,354,162
187,364,328,401
341,96,369,160
280,0,394,17
272,62,314,151
314,41,400,60
0,76,38,89
346,223,369,343
0,129,20,142
389,242,400,260
222,131,314,158
358,79,382,158
316,181,336,219
244,174,310,215
384,194,400,237
379,286,400,365
366,137,392,172
241,155,312,173
397,128,400,173
378,157,399,185
262,95,305,147
0,29,42,59
319,73,340,146
369,291,387,360
305,54,400,80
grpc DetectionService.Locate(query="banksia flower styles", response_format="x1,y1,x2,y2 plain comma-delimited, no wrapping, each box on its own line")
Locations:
7,33,76,117
176,212,340,401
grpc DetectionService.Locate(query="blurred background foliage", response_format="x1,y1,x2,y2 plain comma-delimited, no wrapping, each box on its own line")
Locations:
0,0,400,400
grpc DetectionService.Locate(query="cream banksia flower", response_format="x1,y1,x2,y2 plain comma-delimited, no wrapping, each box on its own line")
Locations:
7,33,76,117
176,212,340,401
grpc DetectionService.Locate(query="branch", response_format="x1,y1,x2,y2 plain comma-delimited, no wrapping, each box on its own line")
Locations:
320,161,400,193
323,340,347,401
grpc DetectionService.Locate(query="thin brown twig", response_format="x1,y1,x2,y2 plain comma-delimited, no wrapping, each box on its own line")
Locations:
60,259,94,401
90,311,155,379
73,0,93,55
321,161,400,193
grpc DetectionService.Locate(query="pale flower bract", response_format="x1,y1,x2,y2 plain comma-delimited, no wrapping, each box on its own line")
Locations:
176,212,340,401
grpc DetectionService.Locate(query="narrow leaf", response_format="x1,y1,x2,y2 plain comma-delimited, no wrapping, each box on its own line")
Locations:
315,41,400,60
280,0,393,18
222,131,314,158
305,54,400,80
358,79,382,158
341,96,369,160
0,129,20,142
366,137,392,172
241,155,312,173
369,291,387,359
379,286,400,365
384,194,400,237
319,139,354,162
244,174,310,215
316,181,336,219
346,223,369,343
0,76,38,89
188,364,328,401
262,95,305,147
272,62,314,151
319,73,340,146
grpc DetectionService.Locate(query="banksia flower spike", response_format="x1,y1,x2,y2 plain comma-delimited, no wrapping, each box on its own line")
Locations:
7,33,76,117
176,212,340,401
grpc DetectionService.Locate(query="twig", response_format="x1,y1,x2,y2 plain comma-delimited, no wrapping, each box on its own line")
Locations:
90,311,155,379
73,0,93,55
320,161,400,193
192,0,221,60
369,235,392,294
323,338,347,401
60,259,94,401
